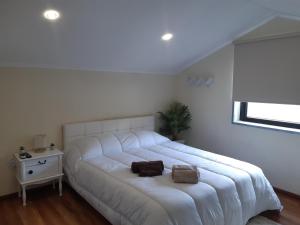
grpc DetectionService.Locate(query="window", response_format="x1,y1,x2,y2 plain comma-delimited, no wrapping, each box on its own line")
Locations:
239,102,300,130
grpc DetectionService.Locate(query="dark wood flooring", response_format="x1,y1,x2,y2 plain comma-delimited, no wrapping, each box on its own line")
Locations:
263,189,300,225
0,184,299,225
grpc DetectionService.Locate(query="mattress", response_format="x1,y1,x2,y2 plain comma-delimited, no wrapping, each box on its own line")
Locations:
64,130,281,225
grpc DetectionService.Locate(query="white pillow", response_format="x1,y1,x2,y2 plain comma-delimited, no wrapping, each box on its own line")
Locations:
152,132,170,144
114,131,140,151
97,133,122,155
72,137,102,160
132,130,169,147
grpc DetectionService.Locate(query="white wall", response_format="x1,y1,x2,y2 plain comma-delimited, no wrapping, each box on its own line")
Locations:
176,45,300,195
0,67,175,196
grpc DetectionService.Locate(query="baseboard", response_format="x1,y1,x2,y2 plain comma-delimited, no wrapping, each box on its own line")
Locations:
0,192,18,200
274,187,300,200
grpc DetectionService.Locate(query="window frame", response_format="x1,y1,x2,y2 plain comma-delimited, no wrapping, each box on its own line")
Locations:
239,102,300,130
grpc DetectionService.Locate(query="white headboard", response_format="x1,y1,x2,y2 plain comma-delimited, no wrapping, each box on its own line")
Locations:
63,115,155,150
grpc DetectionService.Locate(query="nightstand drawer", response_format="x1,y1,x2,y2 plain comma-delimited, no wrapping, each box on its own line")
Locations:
24,156,59,181
25,156,57,167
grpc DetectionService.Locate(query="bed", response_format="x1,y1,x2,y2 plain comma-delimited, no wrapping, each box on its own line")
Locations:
63,115,282,225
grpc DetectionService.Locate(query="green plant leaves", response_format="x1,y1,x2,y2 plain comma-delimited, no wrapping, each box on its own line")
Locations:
158,102,191,141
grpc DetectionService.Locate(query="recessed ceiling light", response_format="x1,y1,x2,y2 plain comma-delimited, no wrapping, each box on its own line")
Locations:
161,33,173,41
43,9,60,21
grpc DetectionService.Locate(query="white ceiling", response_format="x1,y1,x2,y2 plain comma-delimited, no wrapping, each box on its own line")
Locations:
251,0,300,17
238,17,300,42
0,0,299,75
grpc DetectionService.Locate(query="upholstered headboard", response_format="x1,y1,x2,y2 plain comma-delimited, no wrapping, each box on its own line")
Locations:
63,115,155,150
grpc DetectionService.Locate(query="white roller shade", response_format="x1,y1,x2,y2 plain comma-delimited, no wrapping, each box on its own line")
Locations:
233,35,300,105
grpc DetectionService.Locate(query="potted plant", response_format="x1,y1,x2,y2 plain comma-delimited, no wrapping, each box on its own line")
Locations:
158,102,192,141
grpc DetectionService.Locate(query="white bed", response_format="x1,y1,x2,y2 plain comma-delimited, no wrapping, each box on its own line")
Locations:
63,116,281,225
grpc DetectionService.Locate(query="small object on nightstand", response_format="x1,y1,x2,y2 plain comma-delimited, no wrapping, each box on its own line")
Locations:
50,143,55,150
19,147,32,159
14,149,64,206
33,134,48,153
19,146,26,159
24,152,32,158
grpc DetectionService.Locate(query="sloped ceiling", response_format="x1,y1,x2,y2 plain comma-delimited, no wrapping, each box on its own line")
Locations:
251,0,300,17
237,17,300,42
0,0,299,75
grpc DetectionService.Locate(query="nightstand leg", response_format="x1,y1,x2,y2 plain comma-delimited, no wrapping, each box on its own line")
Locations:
59,177,62,196
22,185,26,206
18,185,21,198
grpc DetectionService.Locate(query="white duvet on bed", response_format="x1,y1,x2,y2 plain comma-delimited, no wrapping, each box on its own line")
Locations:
64,130,281,225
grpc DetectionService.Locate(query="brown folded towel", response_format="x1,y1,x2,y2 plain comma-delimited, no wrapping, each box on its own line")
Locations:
172,165,199,184
139,169,163,177
131,161,164,174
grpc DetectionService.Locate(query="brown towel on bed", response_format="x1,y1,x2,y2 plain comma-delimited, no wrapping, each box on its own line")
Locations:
131,161,164,174
172,165,199,184
139,169,163,177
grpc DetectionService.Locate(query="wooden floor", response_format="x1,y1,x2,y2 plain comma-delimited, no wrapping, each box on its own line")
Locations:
263,189,300,225
0,184,299,225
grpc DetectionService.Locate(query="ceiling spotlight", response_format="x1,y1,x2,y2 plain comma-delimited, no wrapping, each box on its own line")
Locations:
43,9,60,21
161,33,173,41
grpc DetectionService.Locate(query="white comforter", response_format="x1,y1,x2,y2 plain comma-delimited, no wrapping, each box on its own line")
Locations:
64,130,281,225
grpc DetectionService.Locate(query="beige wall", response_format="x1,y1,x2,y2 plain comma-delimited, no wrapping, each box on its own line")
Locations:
176,45,300,195
2,47,300,197
0,68,175,196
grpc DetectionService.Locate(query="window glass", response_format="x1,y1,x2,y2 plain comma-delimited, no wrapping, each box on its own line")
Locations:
247,102,300,124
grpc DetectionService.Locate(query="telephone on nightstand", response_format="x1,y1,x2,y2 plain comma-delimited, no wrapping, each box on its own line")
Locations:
18,146,32,159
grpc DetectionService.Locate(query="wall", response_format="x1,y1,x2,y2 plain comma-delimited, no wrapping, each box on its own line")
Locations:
176,45,300,195
2,48,299,197
0,68,175,196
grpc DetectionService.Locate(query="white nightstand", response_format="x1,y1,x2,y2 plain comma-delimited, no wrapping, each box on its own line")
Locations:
14,149,64,206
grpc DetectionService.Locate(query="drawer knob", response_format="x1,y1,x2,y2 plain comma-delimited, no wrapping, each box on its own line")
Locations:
28,170,33,175
38,160,47,165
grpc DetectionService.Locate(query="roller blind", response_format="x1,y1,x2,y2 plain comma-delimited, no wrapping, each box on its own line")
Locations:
233,35,300,105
